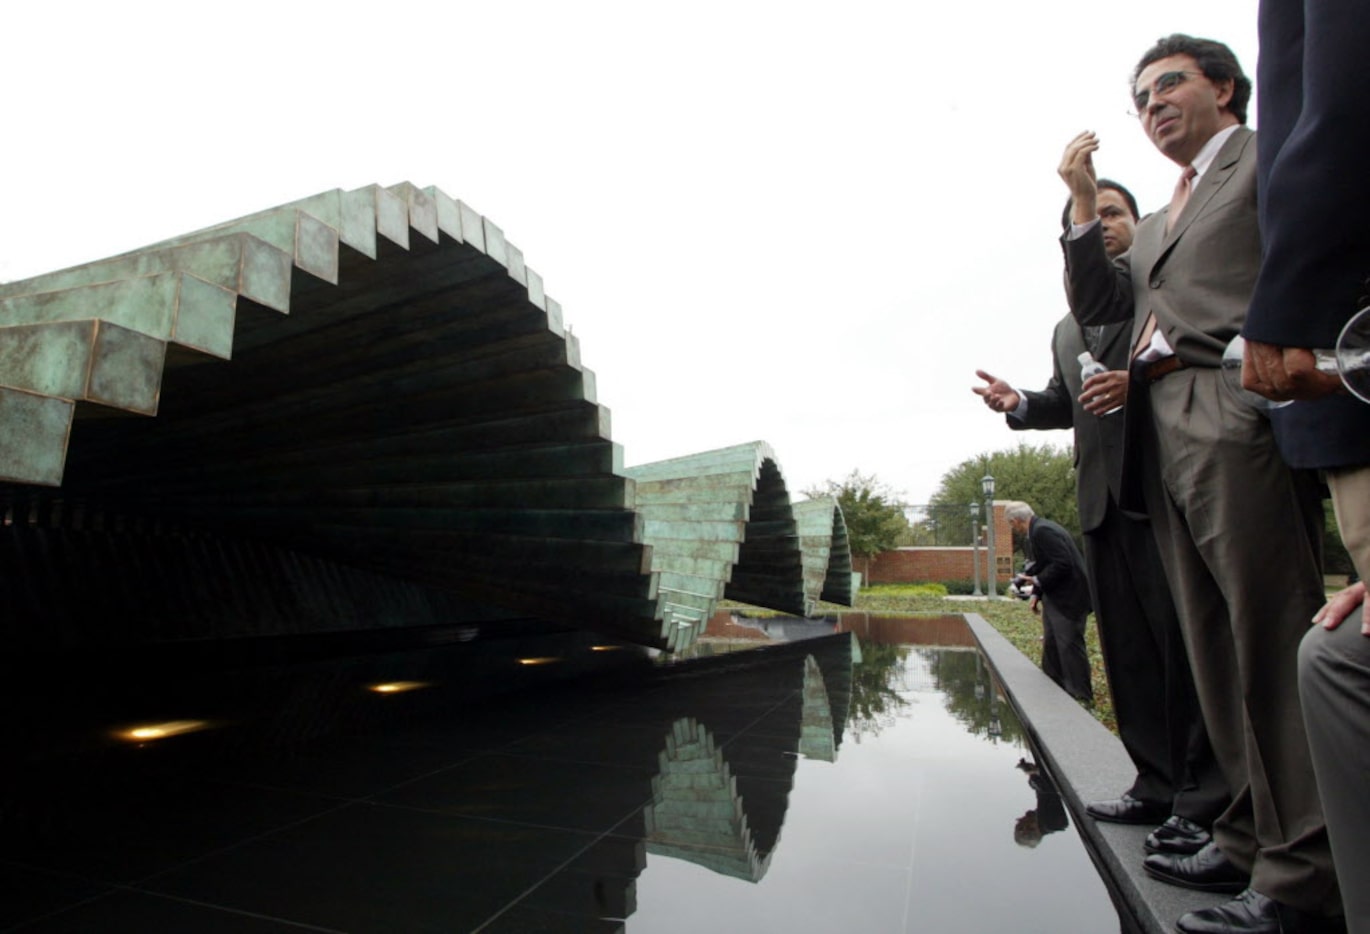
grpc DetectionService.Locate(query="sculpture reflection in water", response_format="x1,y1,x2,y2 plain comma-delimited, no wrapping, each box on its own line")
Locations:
0,631,857,931
641,639,855,884
3,624,1105,931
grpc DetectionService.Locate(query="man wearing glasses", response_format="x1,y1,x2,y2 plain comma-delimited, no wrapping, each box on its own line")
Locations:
1057,34,1342,934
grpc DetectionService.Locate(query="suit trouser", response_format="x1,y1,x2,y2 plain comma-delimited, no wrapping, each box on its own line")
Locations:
1300,464,1370,931
1039,599,1092,702
1141,366,1338,913
1083,503,1227,822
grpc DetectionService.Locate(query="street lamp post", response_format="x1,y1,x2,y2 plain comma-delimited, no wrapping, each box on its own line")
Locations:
969,501,982,596
982,473,997,599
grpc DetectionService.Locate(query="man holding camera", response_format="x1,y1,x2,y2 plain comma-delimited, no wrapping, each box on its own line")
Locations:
1003,501,1093,704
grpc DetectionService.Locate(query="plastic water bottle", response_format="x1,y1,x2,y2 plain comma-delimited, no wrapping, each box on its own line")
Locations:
1078,352,1122,415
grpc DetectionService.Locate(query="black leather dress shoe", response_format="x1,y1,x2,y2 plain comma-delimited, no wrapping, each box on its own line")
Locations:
1143,841,1249,893
1177,888,1347,934
1145,815,1211,855
1085,793,1169,824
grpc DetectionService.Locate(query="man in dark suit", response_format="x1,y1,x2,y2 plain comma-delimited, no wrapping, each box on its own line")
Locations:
1240,4,1370,930
974,182,1224,856
1014,758,1068,848
1058,33,1341,933
1002,501,1092,703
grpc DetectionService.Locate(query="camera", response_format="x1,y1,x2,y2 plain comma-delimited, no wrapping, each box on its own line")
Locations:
1009,561,1038,601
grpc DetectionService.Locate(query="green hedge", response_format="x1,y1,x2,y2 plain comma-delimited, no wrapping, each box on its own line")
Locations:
861,582,949,597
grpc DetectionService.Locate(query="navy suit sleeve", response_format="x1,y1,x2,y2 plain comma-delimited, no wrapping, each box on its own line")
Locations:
1245,0,1370,347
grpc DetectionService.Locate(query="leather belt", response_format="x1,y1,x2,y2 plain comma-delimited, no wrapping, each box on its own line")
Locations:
1138,355,1186,384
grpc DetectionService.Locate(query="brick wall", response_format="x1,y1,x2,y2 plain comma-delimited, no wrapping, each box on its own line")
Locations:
855,501,1015,588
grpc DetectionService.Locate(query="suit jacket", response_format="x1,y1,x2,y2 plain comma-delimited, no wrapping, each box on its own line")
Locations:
1065,126,1261,365
1010,314,1130,534
1027,516,1091,620
1243,1,1370,471
1062,127,1262,512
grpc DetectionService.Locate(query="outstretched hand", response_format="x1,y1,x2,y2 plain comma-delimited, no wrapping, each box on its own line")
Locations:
973,369,1022,414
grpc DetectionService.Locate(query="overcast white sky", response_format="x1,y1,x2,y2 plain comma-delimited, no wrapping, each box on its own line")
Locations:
1,1,1258,505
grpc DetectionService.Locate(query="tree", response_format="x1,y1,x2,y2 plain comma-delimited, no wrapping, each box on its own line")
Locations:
802,470,910,560
929,442,1079,559
847,640,911,741
924,648,1026,745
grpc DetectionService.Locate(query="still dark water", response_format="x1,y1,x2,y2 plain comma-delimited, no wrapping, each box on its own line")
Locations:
1,616,1118,933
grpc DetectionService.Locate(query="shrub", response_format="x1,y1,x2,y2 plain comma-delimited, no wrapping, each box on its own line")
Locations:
864,582,949,597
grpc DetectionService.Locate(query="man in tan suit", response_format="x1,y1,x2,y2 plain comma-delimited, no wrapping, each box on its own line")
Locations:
1058,34,1341,934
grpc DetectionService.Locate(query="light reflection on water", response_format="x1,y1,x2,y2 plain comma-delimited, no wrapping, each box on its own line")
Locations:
0,616,1118,932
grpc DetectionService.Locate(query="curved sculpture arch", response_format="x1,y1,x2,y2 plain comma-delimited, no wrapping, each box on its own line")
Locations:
644,717,776,882
625,442,821,651
794,496,855,609
0,186,852,654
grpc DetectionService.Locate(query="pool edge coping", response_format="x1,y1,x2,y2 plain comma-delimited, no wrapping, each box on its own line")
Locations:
964,612,1228,934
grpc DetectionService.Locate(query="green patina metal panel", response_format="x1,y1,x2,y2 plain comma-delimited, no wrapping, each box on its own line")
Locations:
0,235,292,315
0,389,72,486
87,321,166,414
333,188,378,259
458,200,486,252
388,183,439,246
172,274,238,359
236,237,294,313
2,275,179,335
0,321,98,400
424,187,467,247
293,212,339,284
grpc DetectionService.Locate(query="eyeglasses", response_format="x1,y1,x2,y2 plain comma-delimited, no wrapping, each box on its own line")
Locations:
1132,70,1201,115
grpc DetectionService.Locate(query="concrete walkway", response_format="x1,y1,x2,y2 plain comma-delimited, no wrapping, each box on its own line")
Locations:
965,612,1228,934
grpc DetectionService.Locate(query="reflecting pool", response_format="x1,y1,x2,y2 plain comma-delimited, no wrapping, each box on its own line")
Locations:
0,616,1118,932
